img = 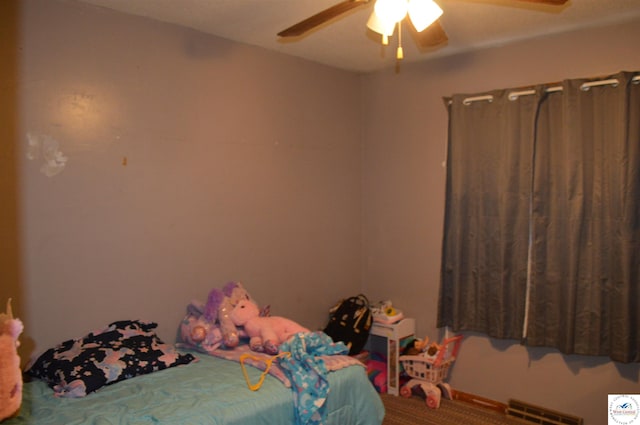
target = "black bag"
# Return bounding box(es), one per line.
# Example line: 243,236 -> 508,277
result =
323,294 -> 372,355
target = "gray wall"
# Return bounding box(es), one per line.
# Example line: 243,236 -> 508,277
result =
2,1 -> 639,424
1,0 -> 362,354
362,18 -> 640,425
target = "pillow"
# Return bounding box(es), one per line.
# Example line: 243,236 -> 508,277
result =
27,320 -> 196,398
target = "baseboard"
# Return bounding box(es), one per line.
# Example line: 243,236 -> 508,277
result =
452,390 -> 509,415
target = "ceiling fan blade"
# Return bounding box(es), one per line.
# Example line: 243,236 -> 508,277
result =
414,19 -> 448,47
278,0 -> 370,37
511,0 -> 569,4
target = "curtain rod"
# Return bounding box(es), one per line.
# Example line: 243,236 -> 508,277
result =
460,74 -> 640,105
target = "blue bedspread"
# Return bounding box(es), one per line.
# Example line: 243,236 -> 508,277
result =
8,351 -> 384,425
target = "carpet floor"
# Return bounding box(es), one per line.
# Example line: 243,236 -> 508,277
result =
381,393 -> 526,425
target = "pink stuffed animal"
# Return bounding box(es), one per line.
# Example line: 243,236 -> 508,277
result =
0,299 -> 23,421
204,282 -> 254,349
230,299 -> 309,355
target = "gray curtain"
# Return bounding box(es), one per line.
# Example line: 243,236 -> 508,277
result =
438,72 -> 640,362
438,88 -> 542,339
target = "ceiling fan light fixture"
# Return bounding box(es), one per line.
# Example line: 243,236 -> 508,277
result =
366,10 -> 396,37
408,0 -> 443,32
374,0 -> 408,26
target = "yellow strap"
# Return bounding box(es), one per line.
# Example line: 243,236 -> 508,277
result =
240,352 -> 291,391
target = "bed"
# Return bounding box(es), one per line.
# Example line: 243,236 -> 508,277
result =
5,320 -> 385,425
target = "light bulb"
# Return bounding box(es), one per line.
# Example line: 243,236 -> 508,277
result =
366,10 -> 396,36
408,0 -> 443,32
374,0 -> 408,25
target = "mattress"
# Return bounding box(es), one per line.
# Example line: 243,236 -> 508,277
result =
7,352 -> 385,425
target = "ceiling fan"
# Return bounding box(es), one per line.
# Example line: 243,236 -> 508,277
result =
278,0 -> 569,57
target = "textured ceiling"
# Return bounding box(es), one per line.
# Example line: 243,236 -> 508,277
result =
74,0 -> 640,73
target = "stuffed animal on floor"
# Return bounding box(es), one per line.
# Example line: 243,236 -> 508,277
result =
204,282 -> 254,349
230,299 -> 309,355
0,299 -> 23,421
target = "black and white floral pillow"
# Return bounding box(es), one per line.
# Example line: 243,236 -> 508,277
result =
27,320 -> 196,398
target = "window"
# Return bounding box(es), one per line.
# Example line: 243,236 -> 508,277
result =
438,72 -> 640,363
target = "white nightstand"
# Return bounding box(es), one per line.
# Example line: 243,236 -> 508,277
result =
367,318 -> 415,395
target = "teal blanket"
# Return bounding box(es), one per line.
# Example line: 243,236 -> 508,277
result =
8,351 -> 384,425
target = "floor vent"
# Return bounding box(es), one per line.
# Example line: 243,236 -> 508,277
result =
507,399 -> 583,425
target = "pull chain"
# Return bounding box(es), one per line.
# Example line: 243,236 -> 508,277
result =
396,21 -> 404,60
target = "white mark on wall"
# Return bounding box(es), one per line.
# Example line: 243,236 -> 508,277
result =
26,133 -> 68,177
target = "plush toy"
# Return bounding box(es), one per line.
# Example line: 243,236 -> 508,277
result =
404,336 -> 430,355
203,282 -> 253,349
0,298 -> 23,421
423,341 -> 442,361
180,282 -> 274,353
229,299 -> 309,355
179,300 -> 225,354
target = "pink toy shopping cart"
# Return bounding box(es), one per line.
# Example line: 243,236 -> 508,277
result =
398,334 -> 463,409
